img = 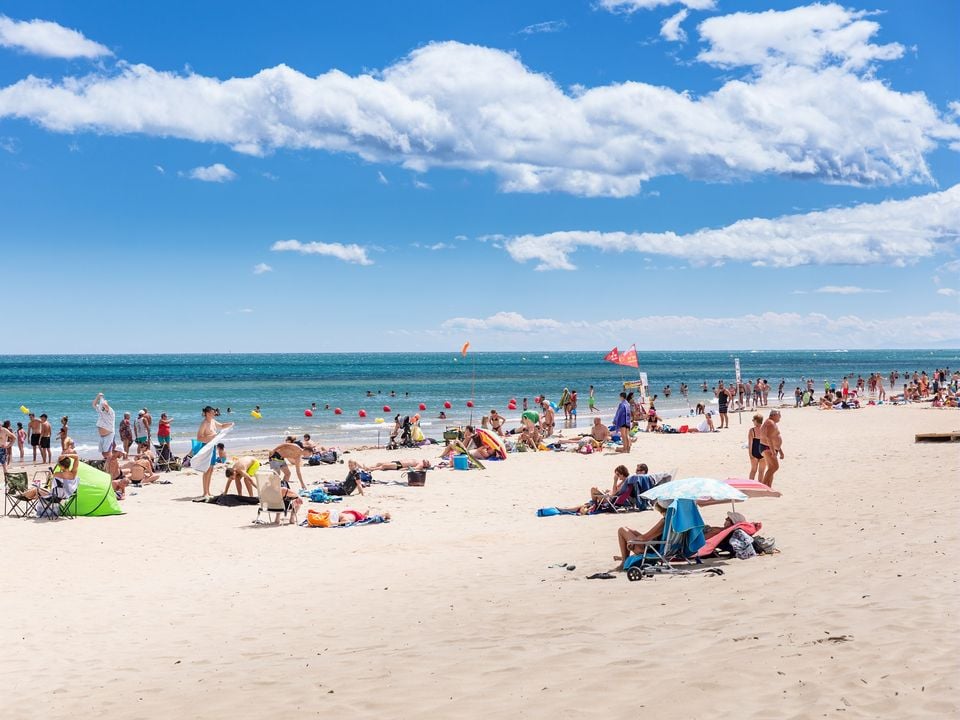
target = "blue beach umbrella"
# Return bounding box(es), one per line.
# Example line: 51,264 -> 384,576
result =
641,477 -> 748,504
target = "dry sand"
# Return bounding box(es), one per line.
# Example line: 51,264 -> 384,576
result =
2,404 -> 958,719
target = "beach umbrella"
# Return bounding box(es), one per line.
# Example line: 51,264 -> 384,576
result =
641,477 -> 747,504
694,478 -> 781,507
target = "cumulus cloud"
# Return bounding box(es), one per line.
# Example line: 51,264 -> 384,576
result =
660,9 -> 689,42
0,13 -> 956,198
252,262 -> 273,274
184,163 -> 236,182
813,285 -> 888,295
519,20 -> 567,35
271,239 -> 373,266
599,0 -> 715,12
937,288 -> 958,297
504,185 -> 960,270
439,310 -> 960,349
442,311 -> 563,333
0,15 -> 112,59
697,5 -> 905,71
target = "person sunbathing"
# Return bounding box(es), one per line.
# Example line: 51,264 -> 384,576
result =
323,460 -> 366,496
614,501 -> 670,570
334,508 -> 391,525
559,465 -> 636,515
19,449 -> 81,510
363,458 -> 432,471
123,451 -> 160,485
686,411 -> 717,432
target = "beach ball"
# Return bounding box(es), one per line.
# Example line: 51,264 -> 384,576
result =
358,409 -> 367,418
466,400 -> 474,408
419,403 -> 426,411
375,417 -> 385,424
334,407 -> 343,415
304,409 -> 313,417
383,405 -> 391,412
444,401 -> 452,409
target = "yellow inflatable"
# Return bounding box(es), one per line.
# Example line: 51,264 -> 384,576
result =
250,411 -> 262,419
20,405 -> 29,414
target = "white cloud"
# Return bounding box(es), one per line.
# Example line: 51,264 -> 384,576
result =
184,163 -> 236,183
377,170 -> 389,184
697,4 -> 903,71
0,15 -> 112,59
0,136 -> 18,153
937,288 -> 958,297
239,308 -> 253,313
519,20 -> 567,35
0,17 -> 956,197
261,171 -> 278,181
504,185 -> 960,270
153,164 -> 164,174
442,311 -> 563,333
660,9 -> 689,42
271,239 -> 373,266
252,262 -> 273,274
412,178 -> 431,190
439,310 -> 960,349
813,285 -> 888,295
599,0 -> 715,12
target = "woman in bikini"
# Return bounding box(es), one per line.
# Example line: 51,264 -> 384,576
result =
363,458 -> 432,472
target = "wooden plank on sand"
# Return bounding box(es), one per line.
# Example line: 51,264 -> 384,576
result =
914,432 -> 960,443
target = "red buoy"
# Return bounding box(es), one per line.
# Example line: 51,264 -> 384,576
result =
358,409 -> 367,418
419,403 -> 426,411
466,400 -> 474,408
334,407 -> 342,415
444,401 -> 452,409
304,409 -> 313,417
383,405 -> 391,412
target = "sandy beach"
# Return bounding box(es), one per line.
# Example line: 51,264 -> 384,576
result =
2,403 -> 958,719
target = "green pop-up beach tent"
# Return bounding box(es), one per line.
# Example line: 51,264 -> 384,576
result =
61,462 -> 123,517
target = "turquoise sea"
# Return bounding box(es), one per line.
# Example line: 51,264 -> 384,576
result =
2,350 -> 956,455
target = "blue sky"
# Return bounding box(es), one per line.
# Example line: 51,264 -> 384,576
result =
1,0 -> 958,352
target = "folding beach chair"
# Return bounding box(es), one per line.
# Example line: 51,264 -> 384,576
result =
154,443 -> 180,472
34,476 -> 78,519
254,470 -> 295,525
4,471 -> 35,518
624,499 -> 705,580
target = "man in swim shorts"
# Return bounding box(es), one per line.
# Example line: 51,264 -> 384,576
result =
92,392 -> 117,461
196,406 -> 234,499
223,455 -> 260,496
757,410 -> 784,488
39,414 -> 53,464
0,421 -> 14,471
267,442 -> 307,489
133,410 -> 149,453
28,412 -> 41,462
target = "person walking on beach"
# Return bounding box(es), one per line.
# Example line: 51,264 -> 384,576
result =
0,421 -> 14,471
588,385 -> 596,413
28,413 -> 41,462
196,406 -> 234,499
93,392 -> 117,461
142,408 -> 153,447
118,412 -> 134,458
613,392 -> 632,453
757,410 -> 784,488
778,379 -> 785,402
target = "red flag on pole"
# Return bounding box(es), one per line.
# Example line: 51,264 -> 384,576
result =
617,344 -> 639,368
603,347 -> 620,364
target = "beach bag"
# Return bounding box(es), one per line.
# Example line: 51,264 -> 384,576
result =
404,470 -> 427,487
358,470 -> 373,483
729,529 -> 757,559
537,507 -> 561,517
308,488 -> 332,502
307,509 -> 331,527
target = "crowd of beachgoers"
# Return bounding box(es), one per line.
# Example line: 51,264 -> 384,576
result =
3,365 -> 956,570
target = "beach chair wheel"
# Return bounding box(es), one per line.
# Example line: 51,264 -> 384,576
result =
627,566 -> 643,582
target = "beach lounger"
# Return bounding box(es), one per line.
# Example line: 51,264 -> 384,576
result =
4,471 -> 35,518
254,470 -> 295,525
624,499 -> 705,580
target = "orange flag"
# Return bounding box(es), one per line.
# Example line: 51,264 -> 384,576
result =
618,344 -> 639,368
603,347 -> 620,364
